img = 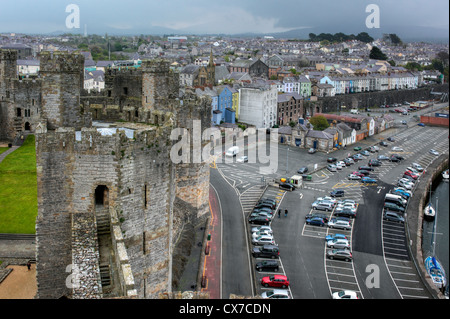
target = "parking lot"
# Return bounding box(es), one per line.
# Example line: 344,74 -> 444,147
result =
214,121 -> 448,299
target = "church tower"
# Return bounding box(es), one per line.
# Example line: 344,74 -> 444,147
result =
206,48 -> 215,86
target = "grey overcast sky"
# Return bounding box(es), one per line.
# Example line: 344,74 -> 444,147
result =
0,0 -> 448,39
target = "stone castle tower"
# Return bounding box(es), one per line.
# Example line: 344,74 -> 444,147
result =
1,50 -> 213,299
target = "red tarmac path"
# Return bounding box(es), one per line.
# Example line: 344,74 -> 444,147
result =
200,185 -> 221,299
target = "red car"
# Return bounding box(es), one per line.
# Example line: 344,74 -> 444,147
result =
404,170 -> 419,179
352,171 -> 365,177
261,275 -> 290,288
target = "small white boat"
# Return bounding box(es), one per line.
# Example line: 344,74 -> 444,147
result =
424,203 -> 435,220
442,169 -> 449,181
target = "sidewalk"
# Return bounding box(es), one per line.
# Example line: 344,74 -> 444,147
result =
201,185 -> 221,299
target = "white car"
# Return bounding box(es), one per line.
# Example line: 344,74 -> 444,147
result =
348,174 -> 361,180
251,225 -> 272,233
328,218 -> 352,230
317,196 -> 337,205
429,149 -> 439,156
237,156 -> 248,163
398,179 -> 413,190
252,235 -> 275,246
261,289 -> 290,299
412,163 -> 424,172
327,238 -> 350,249
335,204 -> 357,213
336,161 -> 345,169
392,146 -> 404,152
252,230 -> 272,239
337,199 -> 356,206
332,290 -> 358,299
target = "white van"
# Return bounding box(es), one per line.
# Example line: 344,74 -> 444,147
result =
225,146 -> 239,157
350,109 -> 360,114
385,194 -> 407,207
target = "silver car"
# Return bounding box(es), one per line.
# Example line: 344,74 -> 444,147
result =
327,238 -> 350,249
328,218 -> 352,230
252,235 -> 275,246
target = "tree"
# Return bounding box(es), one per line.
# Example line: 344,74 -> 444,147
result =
356,32 -> 374,43
369,46 -> 387,60
309,115 -> 329,131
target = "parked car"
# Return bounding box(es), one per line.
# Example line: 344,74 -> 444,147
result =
418,123 -> 425,127
251,225 -> 272,234
252,229 -> 272,239
313,202 -> 334,211
383,211 -> 405,223
392,154 -> 404,160
332,290 -> 358,299
328,218 -> 352,230
378,155 -> 390,161
353,146 -> 362,151
335,161 -> 345,170
248,216 -> 270,225
308,148 -> 317,154
412,163 -> 424,172
429,149 -> 439,156
325,233 -> 348,241
358,170 -> 370,176
392,146 -> 404,152
344,158 -> 354,166
279,182 -> 295,191
404,170 -> 419,180
261,289 -> 290,299
358,165 -> 374,171
305,212 -> 330,223
297,166 -> 308,174
384,202 -> 405,213
348,174 -> 361,180
334,208 -> 356,219
306,217 -> 326,227
379,141 -> 388,147
316,196 -> 337,205
327,238 -> 351,249
327,164 -> 337,172
368,159 -> 381,166
352,154 -> 364,160
327,157 -> 337,163
252,235 -> 275,246
361,176 -> 377,183
368,146 -> 377,153
326,249 -> 353,262
256,260 -> 279,272
255,202 -> 275,210
398,179 -> 413,190
392,188 -> 411,199
387,137 -> 395,142
261,275 -> 290,288
360,150 -> 370,156
252,245 -> 279,259
352,171 -> 365,178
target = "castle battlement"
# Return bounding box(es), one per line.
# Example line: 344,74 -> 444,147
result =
39,51 -> 84,73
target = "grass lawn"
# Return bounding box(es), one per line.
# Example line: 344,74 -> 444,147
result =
0,147 -> 9,155
0,135 -> 37,234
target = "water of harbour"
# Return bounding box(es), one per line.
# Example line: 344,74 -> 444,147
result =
422,176 -> 449,290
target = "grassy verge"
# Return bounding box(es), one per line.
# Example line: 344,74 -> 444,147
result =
0,147 -> 9,155
0,135 -> 37,234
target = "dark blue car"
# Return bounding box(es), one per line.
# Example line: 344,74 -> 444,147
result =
306,217 -> 325,227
